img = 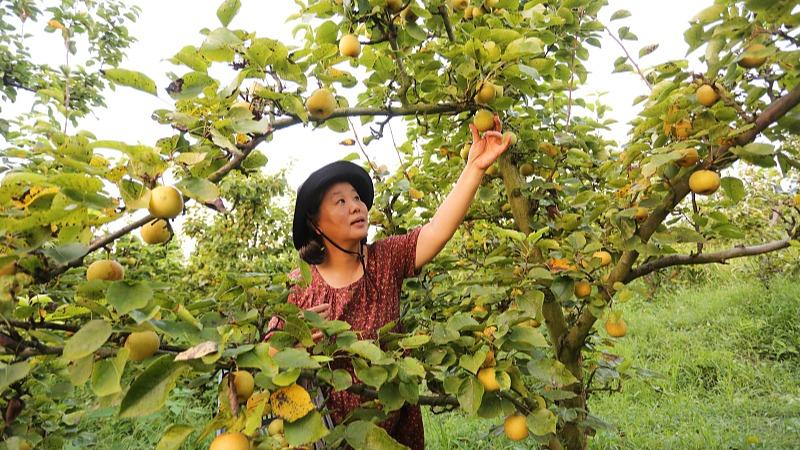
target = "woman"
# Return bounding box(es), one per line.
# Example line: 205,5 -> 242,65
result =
265,116 -> 512,449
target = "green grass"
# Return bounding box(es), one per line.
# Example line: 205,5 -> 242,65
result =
423,275 -> 800,449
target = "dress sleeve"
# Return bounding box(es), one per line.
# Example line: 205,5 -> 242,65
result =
376,227 -> 423,280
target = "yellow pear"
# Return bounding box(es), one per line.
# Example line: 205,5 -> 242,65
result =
0,261 -> 17,276
209,432 -> 250,450
504,414 -> 529,441
125,331 -> 160,361
268,418 -> 284,436
674,119 -> 692,140
148,186 -> 184,219
677,148 -> 700,168
688,170 -> 720,195
696,84 -> 719,107
477,367 -> 500,391
306,88 -> 337,120
141,219 -> 171,245
232,370 -> 255,402
474,82 -> 496,104
574,280 -> 591,298
339,34 -> 361,58
738,43 -> 767,69
86,260 -> 124,281
592,251 -> 612,267
473,109 -> 495,132
605,317 -> 628,337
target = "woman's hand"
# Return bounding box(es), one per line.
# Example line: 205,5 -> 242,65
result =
304,303 -> 331,343
467,114 -> 512,171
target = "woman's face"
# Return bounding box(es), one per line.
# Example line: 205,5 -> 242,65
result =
316,181 -> 368,246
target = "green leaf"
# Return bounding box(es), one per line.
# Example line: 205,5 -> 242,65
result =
353,364 -> 387,389
347,341 -> 384,362
0,362 -> 30,394
720,177 -> 746,204
378,382 -> 405,412
345,420 -> 407,450
398,334 -> 430,349
62,320 -> 112,361
508,325 -> 548,348
528,408 -> 558,436
457,377 -> 484,415
692,4 -> 724,23
68,355 -> 93,386
639,44 -> 658,58
527,358 -> 579,387
155,424 -> 194,450
273,348 -> 321,370
176,177 -> 220,203
107,281 -> 153,315
91,348 -> 129,396
285,410 -> 329,446
43,243 -> 88,265
610,9 -> 631,21
118,355 -> 188,418
216,0 -> 241,26
332,369 -> 353,391
104,68 -> 157,95
459,347 -> 488,375
172,46 -> 209,71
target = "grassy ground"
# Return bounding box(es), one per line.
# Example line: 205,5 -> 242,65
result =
423,275 -> 800,449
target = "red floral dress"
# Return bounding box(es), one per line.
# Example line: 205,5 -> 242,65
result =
265,228 -> 424,450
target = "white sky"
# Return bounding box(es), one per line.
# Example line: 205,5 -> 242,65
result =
4,0 -> 712,252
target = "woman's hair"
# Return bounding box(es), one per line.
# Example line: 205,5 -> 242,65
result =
298,188 -> 327,265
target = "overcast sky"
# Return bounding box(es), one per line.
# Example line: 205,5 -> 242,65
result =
8,0 -> 711,188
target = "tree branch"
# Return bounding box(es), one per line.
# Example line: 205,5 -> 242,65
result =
603,25 -> 651,91
436,5 -> 456,42
625,237 -> 793,282
564,81 -> 800,351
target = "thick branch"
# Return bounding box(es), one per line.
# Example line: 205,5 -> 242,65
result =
436,5 -> 456,42
625,237 -> 792,281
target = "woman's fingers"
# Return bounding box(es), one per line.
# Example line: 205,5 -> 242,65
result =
306,303 -> 331,319
493,114 -> 503,132
312,330 -> 324,342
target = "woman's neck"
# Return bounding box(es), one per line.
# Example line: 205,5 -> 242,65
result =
319,240 -> 363,270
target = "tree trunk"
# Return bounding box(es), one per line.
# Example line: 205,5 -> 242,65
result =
556,348 -> 589,450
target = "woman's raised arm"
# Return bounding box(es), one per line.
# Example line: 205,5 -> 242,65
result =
415,115 -> 512,269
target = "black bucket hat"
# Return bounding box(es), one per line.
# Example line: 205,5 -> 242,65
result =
292,160 -> 374,250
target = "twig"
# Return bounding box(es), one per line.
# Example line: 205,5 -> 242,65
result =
603,25 -> 652,90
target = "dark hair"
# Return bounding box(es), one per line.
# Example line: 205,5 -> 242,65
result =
299,189 -> 326,265
299,235 -> 326,265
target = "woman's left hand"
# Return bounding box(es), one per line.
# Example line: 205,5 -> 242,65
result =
467,114 -> 512,171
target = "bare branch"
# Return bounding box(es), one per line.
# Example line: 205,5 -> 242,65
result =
625,237 -> 793,282
603,25 -> 652,91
